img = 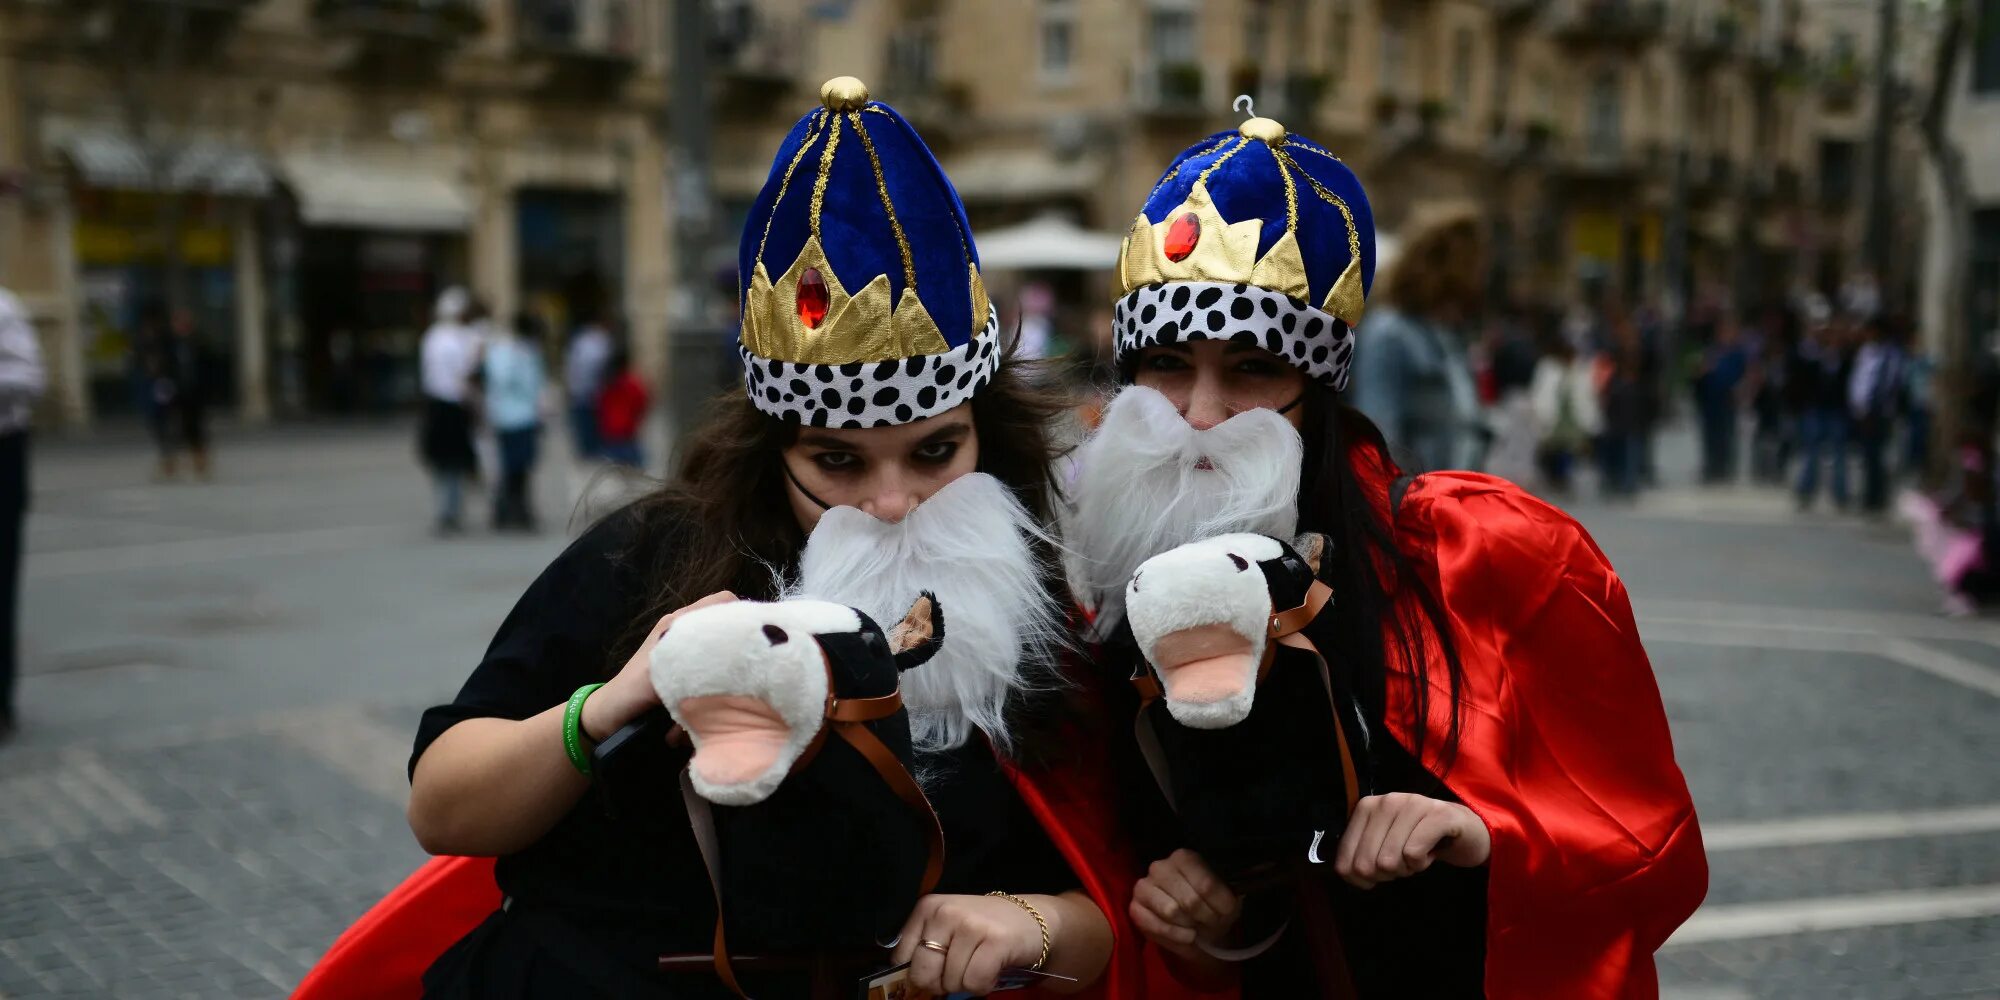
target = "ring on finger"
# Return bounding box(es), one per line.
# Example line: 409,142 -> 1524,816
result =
920,939 -> 948,954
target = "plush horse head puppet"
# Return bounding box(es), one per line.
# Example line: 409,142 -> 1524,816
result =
1123,533 -> 1369,890
652,593 -> 946,957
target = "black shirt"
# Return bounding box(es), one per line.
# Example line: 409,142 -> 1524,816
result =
410,505 -> 1076,995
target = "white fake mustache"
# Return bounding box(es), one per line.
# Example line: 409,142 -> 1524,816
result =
781,472 -> 1062,754
1062,385 -> 1303,630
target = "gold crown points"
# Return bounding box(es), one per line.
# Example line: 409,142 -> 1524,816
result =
1116,179 -> 1365,329
821,76 -> 870,112
743,236 -> 990,366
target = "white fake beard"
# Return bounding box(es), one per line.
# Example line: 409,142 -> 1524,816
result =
781,472 -> 1061,755
1063,385 -> 1304,631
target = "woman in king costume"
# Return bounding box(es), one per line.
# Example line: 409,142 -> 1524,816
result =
1063,112 -> 1708,998
302,78 -> 1187,1000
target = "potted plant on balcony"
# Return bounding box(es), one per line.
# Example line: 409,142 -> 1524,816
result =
1160,62 -> 1204,107
1284,73 -> 1330,121
1373,91 -> 1403,124
1417,98 -> 1450,140
1525,117 -> 1556,154
1228,61 -> 1262,102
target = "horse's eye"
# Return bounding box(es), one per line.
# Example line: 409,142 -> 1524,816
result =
762,625 -> 789,645
1228,553 -> 1249,571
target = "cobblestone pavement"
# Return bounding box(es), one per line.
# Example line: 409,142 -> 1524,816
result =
2,422 -> 1996,998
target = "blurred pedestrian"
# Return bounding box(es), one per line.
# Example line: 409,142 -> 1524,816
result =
1479,303 -> 1543,486
595,348 -> 648,470
418,287 -> 484,535
1348,208 -> 1486,471
1748,306 -> 1797,485
0,288 -> 43,743
484,312 -> 548,532
1793,314 -> 1855,510
1849,314 -> 1909,514
1600,314 -> 1650,499
1529,330 -> 1601,494
139,306 -> 215,480
1692,314 -> 1750,484
563,310 -> 614,461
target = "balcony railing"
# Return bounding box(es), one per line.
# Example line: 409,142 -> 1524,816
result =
313,0 -> 486,39
517,0 -> 639,59
712,4 -> 800,96
1553,0 -> 1667,46
1134,62 -> 1207,120
1487,0 -> 1548,28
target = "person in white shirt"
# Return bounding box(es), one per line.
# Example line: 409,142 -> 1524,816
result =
418,287 -> 484,534
0,288 -> 46,741
563,314 -> 613,460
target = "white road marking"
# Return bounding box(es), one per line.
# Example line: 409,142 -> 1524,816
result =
1702,804 -> 2000,851
1665,884 -> 2000,946
1879,637 -> 2000,700
1638,607 -> 2000,700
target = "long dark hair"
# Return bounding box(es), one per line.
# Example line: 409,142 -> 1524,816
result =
611,356 -> 1074,669
1297,385 -> 1468,771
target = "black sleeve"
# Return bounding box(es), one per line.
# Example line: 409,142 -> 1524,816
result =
408,506 -> 664,779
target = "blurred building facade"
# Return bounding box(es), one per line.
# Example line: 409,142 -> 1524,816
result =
0,0 -> 1946,427
710,0 -> 1928,335
0,0 -> 674,426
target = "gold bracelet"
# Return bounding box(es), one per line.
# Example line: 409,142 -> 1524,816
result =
987,890 -> 1050,971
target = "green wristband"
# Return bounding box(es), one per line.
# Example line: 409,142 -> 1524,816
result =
563,683 -> 606,777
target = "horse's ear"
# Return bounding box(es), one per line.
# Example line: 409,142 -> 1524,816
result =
890,592 -> 946,672
1291,532 -> 1331,576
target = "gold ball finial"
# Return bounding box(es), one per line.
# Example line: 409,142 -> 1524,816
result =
1239,117 -> 1287,143
821,76 -> 870,112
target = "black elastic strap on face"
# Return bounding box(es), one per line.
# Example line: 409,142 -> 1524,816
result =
1276,394 -> 1306,416
782,458 -> 834,511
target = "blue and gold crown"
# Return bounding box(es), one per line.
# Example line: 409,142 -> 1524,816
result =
737,77 -> 999,427
1112,115 -> 1375,390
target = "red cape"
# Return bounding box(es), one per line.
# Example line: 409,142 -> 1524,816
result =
294,715 -> 1200,999
1382,465 -> 1707,998
1143,452 -> 1707,999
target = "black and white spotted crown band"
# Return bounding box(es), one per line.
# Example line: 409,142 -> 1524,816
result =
742,305 -> 1002,427
1113,281 -> 1356,392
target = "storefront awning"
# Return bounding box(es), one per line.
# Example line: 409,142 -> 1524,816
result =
976,213 -> 1123,272
50,126 -> 273,197
281,153 -> 473,231
942,151 -> 1101,203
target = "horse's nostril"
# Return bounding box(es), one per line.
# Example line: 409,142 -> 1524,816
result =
1130,571 -> 1143,592
1228,553 -> 1249,571
762,624 -> 789,645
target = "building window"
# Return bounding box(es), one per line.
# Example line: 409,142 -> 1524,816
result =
1452,28 -> 1475,120
1151,6 -> 1196,66
1586,69 -> 1622,157
1040,0 -> 1076,85
1819,138 -> 1856,204
1975,0 -> 2000,93
1381,20 -> 1406,98
1329,0 -> 1351,83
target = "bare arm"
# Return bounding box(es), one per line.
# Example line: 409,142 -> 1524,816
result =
407,707 -> 590,856
407,591 -> 737,857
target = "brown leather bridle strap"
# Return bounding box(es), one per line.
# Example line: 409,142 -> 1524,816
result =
830,721 -> 947,897
1269,579 -> 1335,640
827,691 -> 903,723
683,655 -> 936,997
1132,575 -> 1359,824
679,772 -> 750,998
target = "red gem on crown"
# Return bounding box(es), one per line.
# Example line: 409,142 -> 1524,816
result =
1164,213 -> 1201,262
797,267 -> 830,329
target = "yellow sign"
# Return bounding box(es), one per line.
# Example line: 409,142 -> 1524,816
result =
75,222 -> 233,267
1570,212 -> 1663,263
